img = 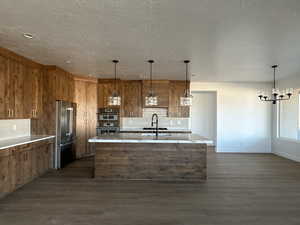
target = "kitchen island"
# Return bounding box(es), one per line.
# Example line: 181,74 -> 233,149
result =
89,133 -> 212,181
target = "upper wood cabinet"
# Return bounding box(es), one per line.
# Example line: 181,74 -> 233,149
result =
0,55 -> 9,119
98,79 -> 122,109
168,81 -> 190,118
142,80 -> 170,108
0,51 -> 43,120
122,80 -> 142,117
23,67 -> 42,118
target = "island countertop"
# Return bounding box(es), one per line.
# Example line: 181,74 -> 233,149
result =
88,133 -> 213,144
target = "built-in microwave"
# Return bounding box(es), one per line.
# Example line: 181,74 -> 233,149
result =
99,114 -> 118,121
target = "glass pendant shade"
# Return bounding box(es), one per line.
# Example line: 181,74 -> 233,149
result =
180,60 -> 192,106
145,92 -> 158,106
180,97 -> 192,106
108,60 -> 121,106
180,89 -> 193,106
108,92 -> 121,106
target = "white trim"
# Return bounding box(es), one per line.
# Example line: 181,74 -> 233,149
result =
273,150 -> 300,162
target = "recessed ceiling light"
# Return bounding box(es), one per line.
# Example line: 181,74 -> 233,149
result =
23,33 -> 33,39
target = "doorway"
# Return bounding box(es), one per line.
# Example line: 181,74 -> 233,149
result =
191,91 -> 217,146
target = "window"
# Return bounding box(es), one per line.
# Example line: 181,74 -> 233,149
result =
278,89 -> 300,140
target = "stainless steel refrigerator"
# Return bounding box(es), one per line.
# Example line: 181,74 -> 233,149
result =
55,100 -> 76,169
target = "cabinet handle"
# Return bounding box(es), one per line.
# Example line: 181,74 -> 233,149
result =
12,109 -> 14,117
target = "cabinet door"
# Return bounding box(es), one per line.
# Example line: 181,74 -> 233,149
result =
14,62 -> 25,118
75,80 -> 87,158
31,146 -> 38,178
142,80 -> 169,108
0,149 -> 11,197
86,82 -> 97,155
23,67 -> 35,118
44,144 -> 52,171
36,146 -> 44,175
0,55 -> 9,118
23,150 -> 32,183
11,149 -> 24,188
3,60 -> 15,118
168,81 -> 190,118
122,81 -> 142,117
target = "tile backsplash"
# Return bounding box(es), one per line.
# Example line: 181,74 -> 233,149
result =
122,108 -> 190,129
0,119 -> 31,141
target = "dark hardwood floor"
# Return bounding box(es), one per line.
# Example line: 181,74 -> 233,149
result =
0,152 -> 300,225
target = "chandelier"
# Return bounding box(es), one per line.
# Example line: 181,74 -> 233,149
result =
258,65 -> 293,104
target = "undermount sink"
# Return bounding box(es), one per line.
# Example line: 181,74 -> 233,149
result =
141,133 -> 171,137
143,127 -> 168,130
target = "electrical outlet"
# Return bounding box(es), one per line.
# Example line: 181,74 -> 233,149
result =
12,125 -> 17,131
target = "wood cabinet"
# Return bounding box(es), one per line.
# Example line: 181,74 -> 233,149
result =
0,149 -> 11,198
0,55 -> 9,119
169,81 -> 190,118
0,139 -> 54,198
0,49 -> 43,120
75,77 -> 97,158
23,67 -> 42,118
97,79 -> 190,118
122,80 -> 142,117
142,80 -> 170,108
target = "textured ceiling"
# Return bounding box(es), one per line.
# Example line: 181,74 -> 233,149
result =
1,0 -> 300,81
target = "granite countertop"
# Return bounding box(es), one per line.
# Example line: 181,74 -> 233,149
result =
89,133 -> 213,144
0,135 -> 55,150
119,128 -> 192,133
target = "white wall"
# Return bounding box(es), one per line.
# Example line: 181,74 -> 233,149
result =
191,82 -> 272,153
191,92 -> 217,143
272,73 -> 300,162
0,119 -> 31,141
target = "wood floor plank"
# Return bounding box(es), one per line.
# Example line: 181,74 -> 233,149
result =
0,152 -> 300,225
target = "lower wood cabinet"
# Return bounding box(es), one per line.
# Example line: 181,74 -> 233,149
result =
0,139 -> 53,198
0,149 -> 11,198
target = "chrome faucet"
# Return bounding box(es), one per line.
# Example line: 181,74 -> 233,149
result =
151,113 -> 159,137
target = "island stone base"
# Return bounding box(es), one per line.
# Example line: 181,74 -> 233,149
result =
94,143 -> 207,181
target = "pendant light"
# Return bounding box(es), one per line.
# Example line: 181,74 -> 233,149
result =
258,65 -> 293,104
180,60 -> 193,106
108,60 -> 121,106
145,60 -> 158,106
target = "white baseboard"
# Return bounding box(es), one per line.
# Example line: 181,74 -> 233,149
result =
273,151 -> 300,162
216,147 -> 271,153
